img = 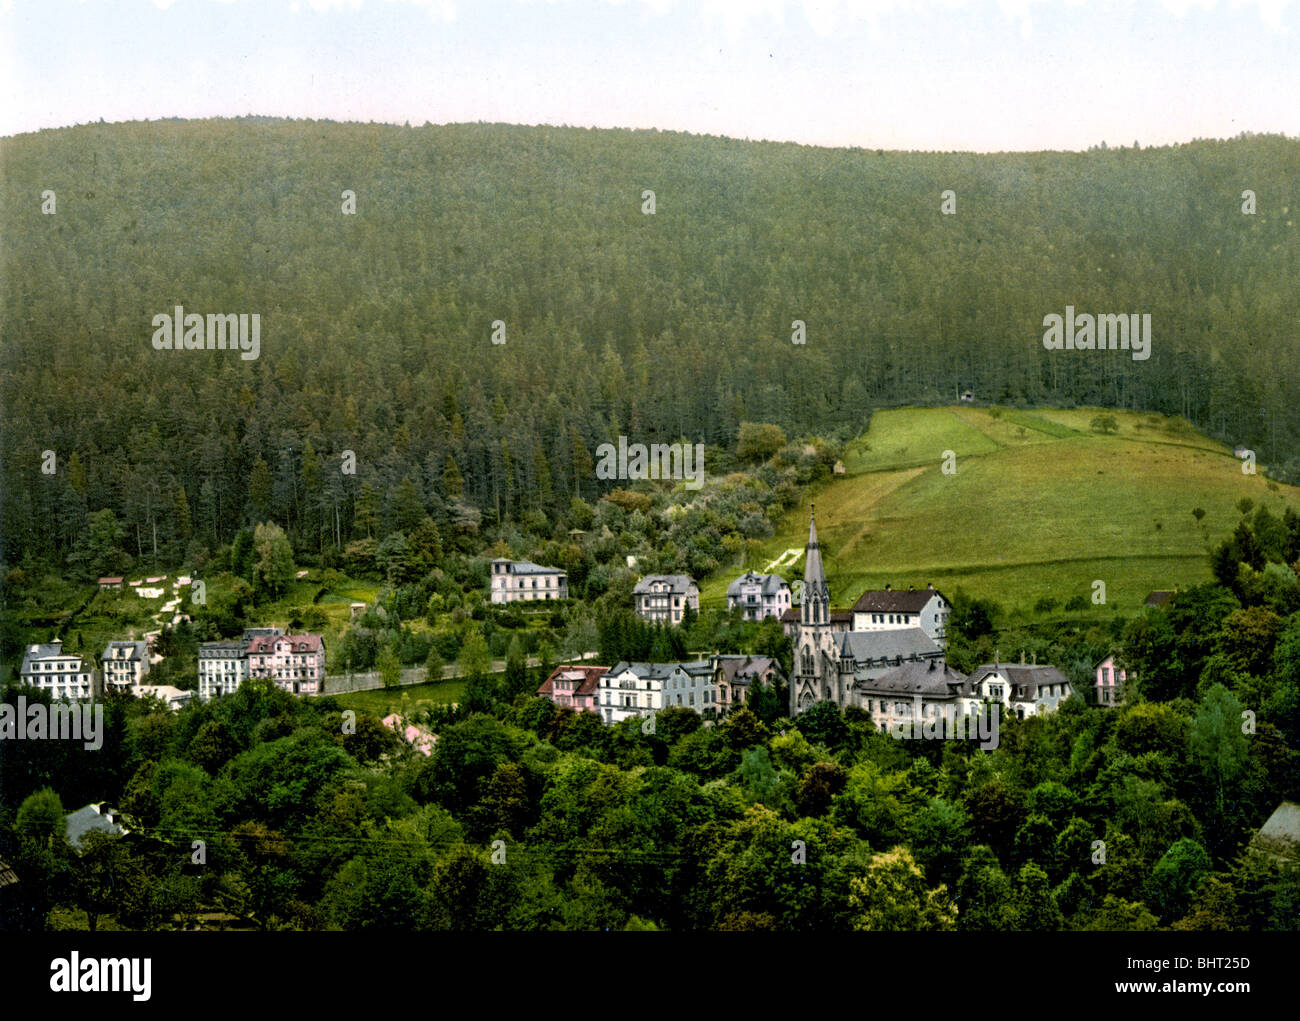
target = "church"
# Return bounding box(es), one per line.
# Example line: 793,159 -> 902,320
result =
789,508 -> 952,717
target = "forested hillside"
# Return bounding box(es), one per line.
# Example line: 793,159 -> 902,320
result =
1,119 -> 1297,570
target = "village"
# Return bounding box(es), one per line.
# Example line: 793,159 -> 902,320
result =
16,510 -> 1137,758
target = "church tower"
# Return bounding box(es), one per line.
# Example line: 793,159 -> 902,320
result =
790,506 -> 838,716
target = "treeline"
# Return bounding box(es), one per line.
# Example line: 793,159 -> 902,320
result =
1,119 -> 1297,571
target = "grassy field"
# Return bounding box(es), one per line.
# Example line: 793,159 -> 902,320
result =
702,406 -> 1299,620
330,679 -> 466,716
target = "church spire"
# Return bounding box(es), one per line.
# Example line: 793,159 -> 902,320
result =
802,504 -> 830,625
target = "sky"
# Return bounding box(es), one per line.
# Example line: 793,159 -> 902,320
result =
1,0 -> 1296,150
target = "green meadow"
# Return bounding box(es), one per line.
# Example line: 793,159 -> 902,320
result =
704,406 -> 1299,620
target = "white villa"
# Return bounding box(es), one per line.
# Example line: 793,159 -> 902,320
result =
490,558 -> 568,603
19,641 -> 95,701
725,571 -> 792,621
633,574 -> 699,626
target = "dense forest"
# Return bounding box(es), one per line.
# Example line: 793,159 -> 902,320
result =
1,119 -> 1297,575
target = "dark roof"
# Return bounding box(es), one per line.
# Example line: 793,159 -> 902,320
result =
781,607 -> 852,623
726,571 -> 790,598
833,628 -> 942,664
850,587 -> 944,614
633,574 -> 696,595
714,655 -> 783,683
493,559 -> 566,576
248,634 -> 324,654
537,664 -> 609,697
0,856 -> 17,888
607,660 -> 710,681
1144,590 -> 1175,607
854,659 -> 967,697
104,640 -> 147,660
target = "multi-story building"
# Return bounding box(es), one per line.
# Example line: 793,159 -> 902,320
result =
1094,654 -> 1127,706
965,660 -> 1073,718
712,654 -> 786,716
490,559 -> 568,603
850,585 -> 951,644
854,658 -> 971,732
598,660 -> 715,724
197,640 -> 251,700
632,575 -> 699,626
725,571 -> 792,621
247,633 -> 326,696
19,641 -> 95,701
197,627 -> 285,700
537,664 -> 609,712
102,640 -> 150,692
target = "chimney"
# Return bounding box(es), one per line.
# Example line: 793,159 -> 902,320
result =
928,582 -> 934,590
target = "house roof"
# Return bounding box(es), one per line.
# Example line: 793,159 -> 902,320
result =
537,664 -> 609,697
97,576 -> 123,584
0,856 -> 17,889
64,804 -> 126,851
854,659 -> 968,697
1251,801 -> 1300,862
833,628 -> 942,665
20,642 -> 86,673
633,574 -> 697,595
850,586 -> 943,614
725,571 -> 790,598
607,660 -> 710,681
104,640 -> 148,660
714,655 -> 782,684
780,607 -> 852,623
247,633 -> 324,655
493,559 -> 565,576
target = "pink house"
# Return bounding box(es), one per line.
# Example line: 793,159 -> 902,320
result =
1095,654 -> 1126,707
538,664 -> 608,712
247,633 -> 326,695
381,714 -> 437,756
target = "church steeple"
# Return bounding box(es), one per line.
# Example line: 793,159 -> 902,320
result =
802,504 -> 831,625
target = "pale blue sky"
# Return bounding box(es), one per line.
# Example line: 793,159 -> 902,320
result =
2,0 -> 1296,150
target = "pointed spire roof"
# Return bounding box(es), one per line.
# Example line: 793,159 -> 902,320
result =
804,504 -> 825,589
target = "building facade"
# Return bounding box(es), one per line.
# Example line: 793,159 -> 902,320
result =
598,660 -> 714,723
725,571 -> 792,621
712,654 -> 785,715
102,640 -> 150,692
247,633 -> 326,696
633,575 -> 699,625
1094,654 -> 1127,706
537,664 -> 609,712
197,627 -> 285,700
490,559 -> 568,603
850,585 -> 951,644
19,641 -> 95,701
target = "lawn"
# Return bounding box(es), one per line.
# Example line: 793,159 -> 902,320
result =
721,405 -> 1300,622
331,678 -> 467,716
